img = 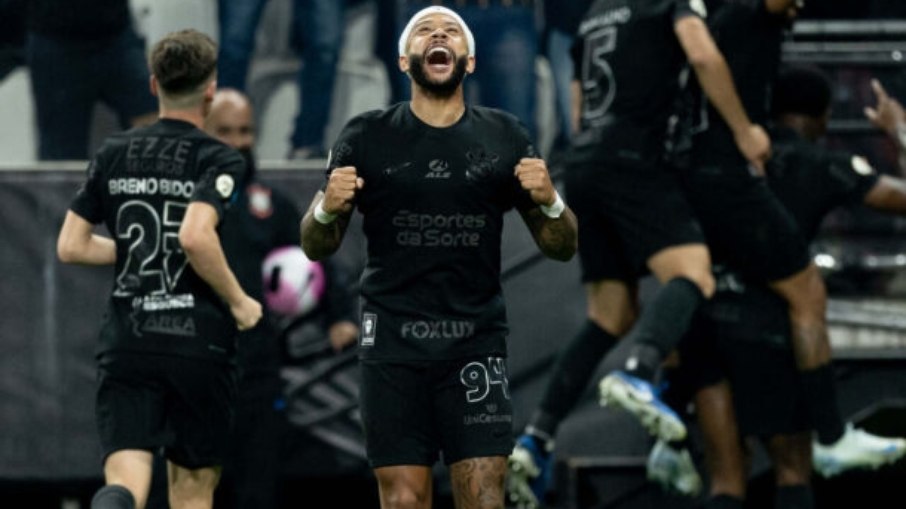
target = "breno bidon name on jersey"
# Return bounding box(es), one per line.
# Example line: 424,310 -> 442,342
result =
392,210 -> 487,248
108,177 -> 195,198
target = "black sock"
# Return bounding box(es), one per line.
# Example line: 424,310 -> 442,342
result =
800,364 -> 845,444
92,485 -> 135,509
775,485 -> 814,509
621,277 -> 705,381
705,494 -> 744,509
531,320 -> 618,436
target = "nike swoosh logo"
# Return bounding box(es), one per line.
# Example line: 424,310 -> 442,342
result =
383,162 -> 412,176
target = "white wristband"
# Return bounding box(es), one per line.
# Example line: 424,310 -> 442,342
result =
539,192 -> 565,219
313,201 -> 338,225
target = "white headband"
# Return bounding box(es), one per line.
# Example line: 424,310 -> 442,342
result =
397,6 -> 475,57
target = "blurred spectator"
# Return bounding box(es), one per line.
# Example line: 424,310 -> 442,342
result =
205,89 -> 360,508
216,0 -> 347,159
375,0 -> 404,104
287,0 -> 347,159
25,0 -> 157,160
542,0 -> 591,155
396,0 -> 539,140
205,89 -> 302,508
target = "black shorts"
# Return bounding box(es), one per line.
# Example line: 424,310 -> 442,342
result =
96,353 -> 239,469
564,160 -> 705,282
719,338 -> 809,437
680,162 -> 810,281
669,300 -> 809,437
359,356 -> 514,468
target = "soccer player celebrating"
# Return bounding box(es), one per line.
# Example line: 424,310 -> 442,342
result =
300,6 -> 578,509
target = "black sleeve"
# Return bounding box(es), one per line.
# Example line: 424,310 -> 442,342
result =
191,143 -> 246,220
69,149 -> 106,223
570,37 -> 583,82
825,152 -> 881,205
509,116 -> 545,212
673,0 -> 708,22
325,112 -> 372,179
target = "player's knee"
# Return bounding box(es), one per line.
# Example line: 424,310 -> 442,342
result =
775,464 -> 810,487
587,307 -> 635,336
380,487 -> 430,509
585,286 -> 637,336
168,469 -> 219,509
776,264 -> 827,316
91,485 -> 136,509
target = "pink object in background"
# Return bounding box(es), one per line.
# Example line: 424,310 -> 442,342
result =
262,246 -> 326,319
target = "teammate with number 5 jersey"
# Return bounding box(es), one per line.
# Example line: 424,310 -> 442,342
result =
508,1 -> 769,505
56,29 -> 260,509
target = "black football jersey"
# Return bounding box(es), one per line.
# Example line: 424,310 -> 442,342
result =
691,0 -> 788,164
570,0 -> 705,166
704,127 -> 879,341
69,118 -> 246,361
326,103 -> 537,361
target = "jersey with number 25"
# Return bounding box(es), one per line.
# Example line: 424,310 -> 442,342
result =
69,119 -> 246,362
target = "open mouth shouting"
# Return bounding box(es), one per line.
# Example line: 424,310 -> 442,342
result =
425,45 -> 454,75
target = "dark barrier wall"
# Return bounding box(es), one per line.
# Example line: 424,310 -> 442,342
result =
4,167 -> 905,499
0,167 -> 587,480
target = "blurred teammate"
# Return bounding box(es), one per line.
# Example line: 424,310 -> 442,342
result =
655,66 -> 906,509
670,0 -> 889,472
301,6 -> 578,508
56,30 -> 261,509
508,0 -> 770,505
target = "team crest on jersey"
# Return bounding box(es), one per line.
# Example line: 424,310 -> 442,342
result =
247,184 -> 273,219
216,174 -> 235,198
850,155 -> 875,176
465,147 -> 500,181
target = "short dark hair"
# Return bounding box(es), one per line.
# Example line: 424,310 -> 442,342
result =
771,65 -> 834,118
149,29 -> 217,96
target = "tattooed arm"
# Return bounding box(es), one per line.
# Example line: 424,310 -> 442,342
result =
300,166 -> 362,260
514,158 -> 578,262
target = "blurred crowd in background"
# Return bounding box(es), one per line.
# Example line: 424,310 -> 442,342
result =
0,0 -> 905,165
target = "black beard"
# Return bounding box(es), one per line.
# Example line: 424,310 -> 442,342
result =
408,53 -> 468,98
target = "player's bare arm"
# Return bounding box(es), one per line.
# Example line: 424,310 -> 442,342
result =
57,210 -> 116,265
674,15 -> 771,173
300,166 -> 362,260
765,0 -> 802,17
864,79 -> 906,174
515,157 -> 578,262
570,79 -> 582,137
863,176 -> 906,213
179,201 -> 262,330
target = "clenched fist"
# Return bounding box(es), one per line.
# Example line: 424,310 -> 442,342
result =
323,166 -> 364,214
515,158 -> 556,206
